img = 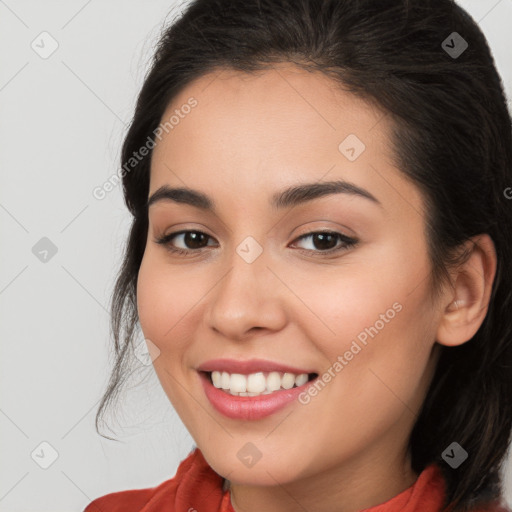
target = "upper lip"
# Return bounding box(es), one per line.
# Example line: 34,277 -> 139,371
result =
197,358 -> 316,375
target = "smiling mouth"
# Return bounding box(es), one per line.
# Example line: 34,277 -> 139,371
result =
201,370 -> 319,397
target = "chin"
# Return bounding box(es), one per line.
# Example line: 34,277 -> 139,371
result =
203,447 -> 304,487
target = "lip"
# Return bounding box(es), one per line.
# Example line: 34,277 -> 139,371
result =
198,370 -> 318,420
196,358 -> 316,375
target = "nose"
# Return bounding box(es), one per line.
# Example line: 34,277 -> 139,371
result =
204,247 -> 288,341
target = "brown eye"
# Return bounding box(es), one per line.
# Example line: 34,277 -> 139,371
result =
179,231 -> 210,249
292,231 -> 358,254
155,230 -> 218,254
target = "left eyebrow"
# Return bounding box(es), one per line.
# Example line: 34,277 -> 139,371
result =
270,180 -> 383,210
146,179 -> 383,212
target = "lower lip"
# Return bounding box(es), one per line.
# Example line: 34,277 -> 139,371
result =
199,371 -> 316,420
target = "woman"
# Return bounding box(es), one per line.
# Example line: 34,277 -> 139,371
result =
85,0 -> 512,510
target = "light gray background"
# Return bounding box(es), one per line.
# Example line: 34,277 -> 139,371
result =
1,1 -> 511,511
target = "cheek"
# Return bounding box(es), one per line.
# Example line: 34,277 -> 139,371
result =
295,239 -> 435,404
136,252 -> 199,353
294,237 -> 431,347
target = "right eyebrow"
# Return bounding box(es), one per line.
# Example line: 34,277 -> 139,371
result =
147,186 -> 213,211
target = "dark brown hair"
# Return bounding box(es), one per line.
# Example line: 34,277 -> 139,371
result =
95,1 -> 512,510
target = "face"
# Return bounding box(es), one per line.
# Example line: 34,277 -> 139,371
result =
136,64 -> 443,490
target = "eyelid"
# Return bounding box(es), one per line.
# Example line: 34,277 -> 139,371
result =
154,228 -> 358,257
291,230 -> 358,253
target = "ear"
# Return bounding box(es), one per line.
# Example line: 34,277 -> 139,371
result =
436,234 -> 497,347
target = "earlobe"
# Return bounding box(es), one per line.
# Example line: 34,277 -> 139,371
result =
436,234 -> 497,347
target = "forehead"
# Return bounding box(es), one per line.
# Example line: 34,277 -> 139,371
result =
155,63 -> 389,154
148,63 -> 423,216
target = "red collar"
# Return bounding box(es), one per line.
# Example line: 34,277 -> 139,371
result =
85,447 -> 509,512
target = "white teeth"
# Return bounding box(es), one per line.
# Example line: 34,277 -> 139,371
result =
209,370 -> 312,396
266,371 -> 281,392
247,372 -> 266,393
221,371 -> 230,390
295,373 -> 308,386
211,371 -> 222,388
230,373 -> 247,393
282,373 -> 295,389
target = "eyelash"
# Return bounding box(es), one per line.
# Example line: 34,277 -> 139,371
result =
154,229 -> 358,257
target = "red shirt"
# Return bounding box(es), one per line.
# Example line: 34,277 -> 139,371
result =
84,447 -> 510,512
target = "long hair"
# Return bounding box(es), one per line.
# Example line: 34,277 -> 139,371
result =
95,1 -> 512,510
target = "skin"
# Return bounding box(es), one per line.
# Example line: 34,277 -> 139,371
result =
136,63 -> 497,512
